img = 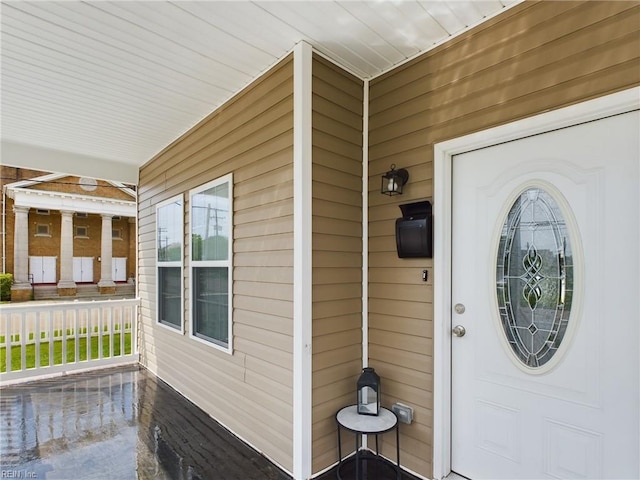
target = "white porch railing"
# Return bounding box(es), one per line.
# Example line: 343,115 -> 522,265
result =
0,299 -> 139,385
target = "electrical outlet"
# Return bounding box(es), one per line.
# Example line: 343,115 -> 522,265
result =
391,402 -> 413,424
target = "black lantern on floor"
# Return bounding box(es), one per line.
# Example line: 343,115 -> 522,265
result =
381,164 -> 409,196
357,367 -> 381,416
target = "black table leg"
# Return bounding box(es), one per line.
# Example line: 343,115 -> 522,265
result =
355,431 -> 360,480
336,423 -> 342,479
395,423 -> 401,480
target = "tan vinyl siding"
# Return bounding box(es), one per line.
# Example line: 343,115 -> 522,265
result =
138,56 -> 294,472
311,54 -> 364,473
368,2 -> 640,477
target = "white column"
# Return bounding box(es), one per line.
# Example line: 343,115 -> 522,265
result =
12,205 -> 30,287
98,214 -> 115,289
57,210 -> 76,290
293,41 -> 313,480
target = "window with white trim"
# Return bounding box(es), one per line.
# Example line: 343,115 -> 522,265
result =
112,228 -> 122,239
75,226 -> 89,238
190,174 -> 233,351
157,195 -> 183,331
35,224 -> 50,236
36,209 -> 50,215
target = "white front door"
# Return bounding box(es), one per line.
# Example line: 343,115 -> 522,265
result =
73,257 -> 94,283
29,256 -> 57,284
451,111 -> 639,479
112,257 -> 127,282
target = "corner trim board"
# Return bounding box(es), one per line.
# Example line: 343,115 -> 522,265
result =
293,40 -> 313,480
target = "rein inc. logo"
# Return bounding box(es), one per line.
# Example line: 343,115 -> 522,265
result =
0,471 -> 37,478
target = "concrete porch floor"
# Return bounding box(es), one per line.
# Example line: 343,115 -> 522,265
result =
0,366 -> 420,480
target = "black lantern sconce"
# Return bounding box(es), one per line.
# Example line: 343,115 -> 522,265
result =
357,367 -> 381,415
381,164 -> 409,196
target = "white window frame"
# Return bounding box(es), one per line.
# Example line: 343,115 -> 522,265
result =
35,224 -> 50,236
189,173 -> 233,353
74,226 -> 89,238
36,209 -> 50,215
112,228 -> 123,240
156,194 -> 184,333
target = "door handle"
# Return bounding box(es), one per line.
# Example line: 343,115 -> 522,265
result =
452,325 -> 466,337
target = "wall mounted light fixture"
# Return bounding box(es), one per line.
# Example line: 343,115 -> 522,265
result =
381,164 -> 409,196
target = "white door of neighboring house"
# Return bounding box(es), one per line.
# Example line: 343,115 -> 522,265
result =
112,257 -> 127,282
451,111 -> 639,479
29,256 -> 57,284
73,257 -> 94,283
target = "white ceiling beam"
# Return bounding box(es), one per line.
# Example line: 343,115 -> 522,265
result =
1,141 -> 139,184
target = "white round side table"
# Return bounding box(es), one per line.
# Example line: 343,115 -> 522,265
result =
335,405 -> 400,479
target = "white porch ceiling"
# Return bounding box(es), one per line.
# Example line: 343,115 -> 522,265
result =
1,1 -> 520,184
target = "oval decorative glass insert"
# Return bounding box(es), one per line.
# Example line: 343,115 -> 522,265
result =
496,188 -> 573,368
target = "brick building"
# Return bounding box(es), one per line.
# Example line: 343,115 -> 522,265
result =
1,167 -> 136,301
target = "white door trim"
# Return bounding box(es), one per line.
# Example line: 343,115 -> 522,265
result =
432,86 -> 640,480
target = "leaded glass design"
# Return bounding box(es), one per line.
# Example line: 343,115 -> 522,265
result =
496,188 -> 573,368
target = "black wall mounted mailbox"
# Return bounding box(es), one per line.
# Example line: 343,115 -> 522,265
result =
396,201 -> 433,258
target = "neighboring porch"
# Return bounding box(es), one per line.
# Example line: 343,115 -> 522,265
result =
0,365 -> 419,480
32,283 -> 135,302
4,173 -> 137,302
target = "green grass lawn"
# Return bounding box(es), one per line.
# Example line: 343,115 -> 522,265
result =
0,332 -> 132,373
